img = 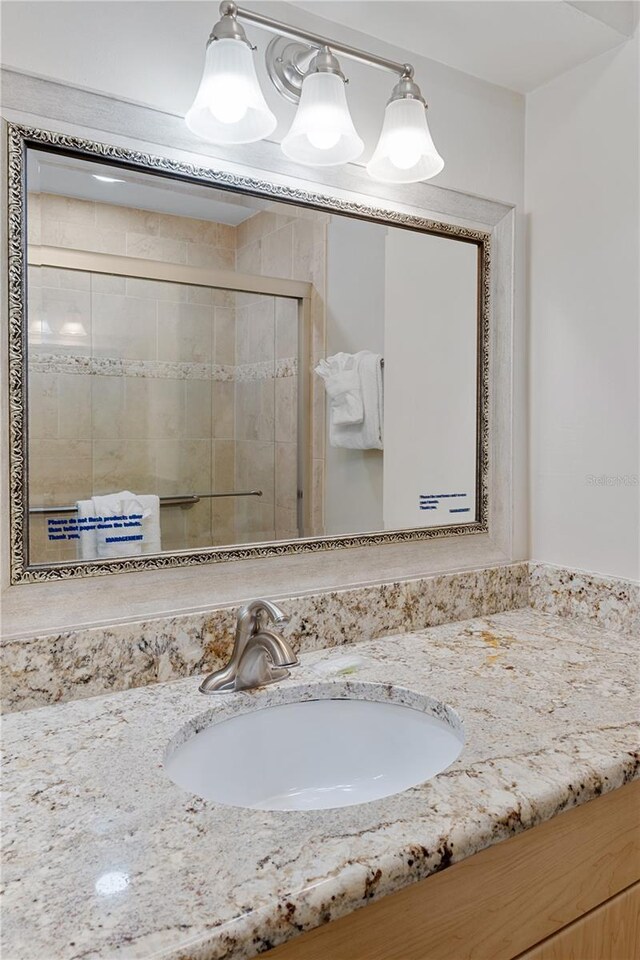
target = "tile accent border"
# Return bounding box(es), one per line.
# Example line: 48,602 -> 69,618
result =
28,354 -> 297,381
529,561 -> 639,638
0,563 -> 528,713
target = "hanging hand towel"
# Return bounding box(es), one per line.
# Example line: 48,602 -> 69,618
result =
314,354 -> 364,426
317,351 -> 383,450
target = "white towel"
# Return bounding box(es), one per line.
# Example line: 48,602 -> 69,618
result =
316,351 -> 383,450
314,355 -> 364,426
76,499 -> 99,560
76,491 -> 161,560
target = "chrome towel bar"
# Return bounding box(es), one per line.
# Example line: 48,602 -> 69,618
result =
29,491 -> 263,515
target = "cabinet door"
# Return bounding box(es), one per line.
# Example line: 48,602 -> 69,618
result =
517,883 -> 639,960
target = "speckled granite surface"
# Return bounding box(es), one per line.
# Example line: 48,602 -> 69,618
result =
0,562 -> 528,713
529,562 -> 639,637
2,609 -> 638,960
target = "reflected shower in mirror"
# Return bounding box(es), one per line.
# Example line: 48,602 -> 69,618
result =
24,145 -> 484,568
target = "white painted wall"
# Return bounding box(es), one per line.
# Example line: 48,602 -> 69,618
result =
324,217 -> 385,535
383,231 -> 478,530
0,1 -> 525,205
526,33 -> 640,580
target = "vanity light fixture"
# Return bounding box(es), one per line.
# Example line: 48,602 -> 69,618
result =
185,2 -> 277,144
186,2 -> 444,182
281,47 -> 363,166
367,69 -> 444,183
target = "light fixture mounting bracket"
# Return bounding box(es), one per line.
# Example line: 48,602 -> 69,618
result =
265,37 -> 318,104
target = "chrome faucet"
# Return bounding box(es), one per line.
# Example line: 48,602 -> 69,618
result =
199,599 -> 299,694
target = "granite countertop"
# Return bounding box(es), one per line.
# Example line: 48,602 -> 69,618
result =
2,609 -> 639,960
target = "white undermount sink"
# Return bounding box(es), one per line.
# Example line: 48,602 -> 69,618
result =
164,694 -> 464,811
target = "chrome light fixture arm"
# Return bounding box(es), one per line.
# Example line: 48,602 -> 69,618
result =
220,1 -> 415,83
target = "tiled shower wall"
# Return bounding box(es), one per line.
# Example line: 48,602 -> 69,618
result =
26,193 -> 326,558
28,265 -> 238,561
236,210 -> 327,536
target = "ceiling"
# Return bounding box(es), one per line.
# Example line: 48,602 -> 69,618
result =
27,152 -> 259,225
296,1 -> 640,92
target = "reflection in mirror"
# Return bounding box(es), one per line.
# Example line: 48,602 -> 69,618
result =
25,146 -> 482,568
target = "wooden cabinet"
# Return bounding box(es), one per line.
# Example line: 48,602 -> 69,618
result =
518,883 -> 639,960
267,781 -> 640,960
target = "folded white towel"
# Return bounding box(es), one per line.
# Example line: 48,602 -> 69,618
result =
317,351 -> 383,450
76,491 -> 161,560
76,499 -> 99,560
315,355 -> 364,426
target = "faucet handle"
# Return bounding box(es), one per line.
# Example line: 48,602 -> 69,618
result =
237,598 -> 289,633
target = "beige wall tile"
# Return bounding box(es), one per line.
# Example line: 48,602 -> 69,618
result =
126,232 -> 187,264
40,286 -> 92,356
257,380 -> 275,441
275,441 -> 297,510
214,306 -> 235,364
123,378 -> 185,440
29,373 -> 59,440
235,308 -> 250,366
159,505 -> 186,551
248,298 -> 275,364
93,439 -> 156,495
261,224 -> 293,279
212,499 -> 235,546
92,376 -> 125,441
292,218 -> 325,287
215,223 -> 237,250
234,382 -> 255,441
94,203 -> 153,235
213,438 -> 235,491
212,381 -> 235,439
187,285 -> 214,305
42,219 -> 126,255
184,499 -> 213,547
236,239 -> 261,275
276,298 -> 298,359
157,301 -> 212,363
41,194 -> 96,226
185,380 -> 212,439
41,267 -> 91,291
212,288 -> 235,308
58,374 -> 92,440
275,376 -> 297,443
29,439 -> 93,505
92,273 -> 126,294
91,292 -> 157,360
186,242 -> 235,270
235,440 -> 275,502
275,505 -> 298,540
154,439 -> 211,495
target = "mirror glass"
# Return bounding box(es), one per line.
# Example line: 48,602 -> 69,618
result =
25,146 -> 482,566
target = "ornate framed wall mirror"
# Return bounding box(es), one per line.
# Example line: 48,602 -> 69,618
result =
7,123 -> 492,583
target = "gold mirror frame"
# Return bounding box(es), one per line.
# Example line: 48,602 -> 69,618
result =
6,123 -> 490,583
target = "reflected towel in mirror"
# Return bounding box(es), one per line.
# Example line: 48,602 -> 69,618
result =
76,491 -> 161,560
316,351 -> 383,450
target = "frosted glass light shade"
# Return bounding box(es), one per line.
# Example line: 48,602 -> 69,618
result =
367,97 -> 444,183
185,38 -> 276,144
281,72 -> 364,166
